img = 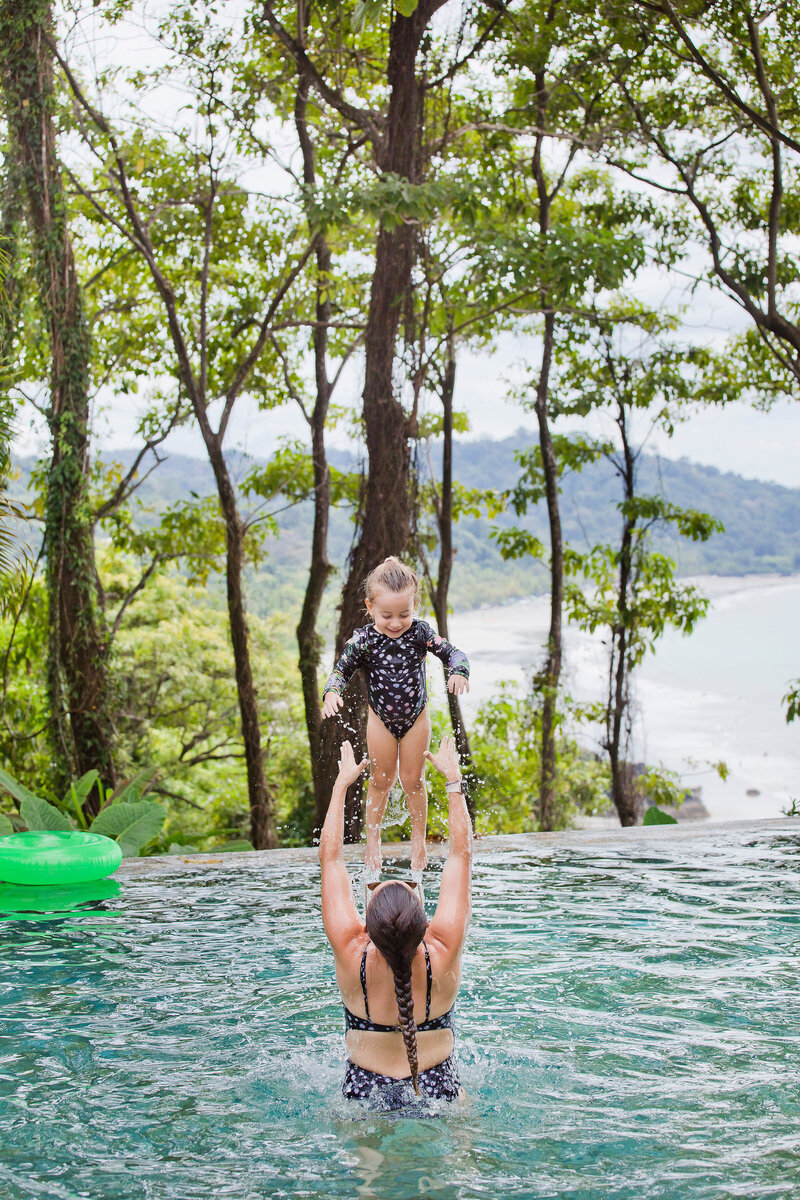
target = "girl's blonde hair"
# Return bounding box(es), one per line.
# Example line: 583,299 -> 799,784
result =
364,556 -> 419,603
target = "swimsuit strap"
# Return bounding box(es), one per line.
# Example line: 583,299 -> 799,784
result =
422,940 -> 432,1022
358,938 -> 434,1026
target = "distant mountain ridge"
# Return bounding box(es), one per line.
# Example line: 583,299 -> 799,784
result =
11,433 -> 800,612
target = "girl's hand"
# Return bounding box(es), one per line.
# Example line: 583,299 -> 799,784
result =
424,734 -> 462,783
337,740 -> 369,787
447,675 -> 470,696
322,692 -> 344,719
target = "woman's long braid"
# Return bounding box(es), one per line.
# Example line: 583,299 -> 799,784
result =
366,882 -> 428,1096
391,958 -> 421,1096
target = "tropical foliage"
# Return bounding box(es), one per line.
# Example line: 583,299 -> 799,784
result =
0,0 -> 796,845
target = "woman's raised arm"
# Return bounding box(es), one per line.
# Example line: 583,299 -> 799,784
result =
319,741 -> 369,955
425,736 -> 473,953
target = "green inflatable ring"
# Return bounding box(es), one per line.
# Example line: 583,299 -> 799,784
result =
0,831 -> 123,886
0,878 -> 121,915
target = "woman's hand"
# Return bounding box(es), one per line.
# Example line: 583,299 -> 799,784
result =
337,740 -> 369,787
424,734 -> 462,783
447,675 -> 470,696
322,691 -> 344,719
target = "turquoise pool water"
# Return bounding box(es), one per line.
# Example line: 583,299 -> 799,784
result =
2,825 -> 799,1199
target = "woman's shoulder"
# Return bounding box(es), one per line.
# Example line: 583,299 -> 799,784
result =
423,934 -> 463,1002
331,926 -> 369,976
424,926 -> 463,960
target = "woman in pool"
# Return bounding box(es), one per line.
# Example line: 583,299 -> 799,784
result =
319,735 -> 472,1108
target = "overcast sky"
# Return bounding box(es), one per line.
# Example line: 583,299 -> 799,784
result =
13,332 -> 799,489
11,0 -> 798,491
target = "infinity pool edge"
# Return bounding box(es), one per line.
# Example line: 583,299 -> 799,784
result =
118,816 -> 800,877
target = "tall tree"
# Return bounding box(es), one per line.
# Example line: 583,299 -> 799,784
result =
423,326 -> 477,814
283,12 -> 369,832
558,312 -> 724,823
488,0 -> 646,826
614,0 -> 800,385
262,0 -> 458,835
53,6 -> 326,846
0,0 -> 116,807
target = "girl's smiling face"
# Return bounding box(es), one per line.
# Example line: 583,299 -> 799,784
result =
366,585 -> 416,638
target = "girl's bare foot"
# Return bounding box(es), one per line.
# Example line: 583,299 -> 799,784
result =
410,838 -> 428,874
363,863 -> 381,885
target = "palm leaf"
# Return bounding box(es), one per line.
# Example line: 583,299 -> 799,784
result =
20,793 -> 75,832
103,769 -> 156,808
89,800 -> 166,856
0,763 -> 48,811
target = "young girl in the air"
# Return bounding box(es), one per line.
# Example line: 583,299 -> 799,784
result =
321,557 -> 470,880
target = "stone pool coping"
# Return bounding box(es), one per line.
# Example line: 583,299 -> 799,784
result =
118,816 -> 799,877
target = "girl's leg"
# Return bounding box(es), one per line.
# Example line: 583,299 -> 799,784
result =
398,706 -> 432,873
364,707 -> 399,873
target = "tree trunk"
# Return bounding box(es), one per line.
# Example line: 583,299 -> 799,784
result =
298,285 -> 333,835
607,402 -> 639,826
533,310 -> 561,832
207,444 -> 277,848
293,58 -> 335,834
531,78 -> 562,832
318,2 -> 445,837
429,333 -> 477,819
0,150 -> 24,362
0,0 -> 116,810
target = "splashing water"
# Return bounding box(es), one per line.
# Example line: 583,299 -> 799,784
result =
1,824 -> 799,1198
383,781 -> 409,828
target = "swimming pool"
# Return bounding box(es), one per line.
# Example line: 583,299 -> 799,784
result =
2,821 -> 798,1199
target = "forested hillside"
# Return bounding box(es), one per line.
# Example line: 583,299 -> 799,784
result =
13,435 -> 798,613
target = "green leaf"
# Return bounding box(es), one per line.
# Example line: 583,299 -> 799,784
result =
0,764 -> 49,812
89,800 -> 166,856
63,770 -> 100,806
0,814 -> 13,836
216,840 -> 254,853
105,770 -> 154,806
64,770 -> 100,829
492,527 -> 546,561
642,805 -> 678,826
394,0 -> 418,14
20,794 -> 75,832
351,0 -> 383,32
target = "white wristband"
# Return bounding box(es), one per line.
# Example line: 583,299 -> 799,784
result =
445,778 -> 463,793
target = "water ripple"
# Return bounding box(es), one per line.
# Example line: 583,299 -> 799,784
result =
1,829 -> 799,1198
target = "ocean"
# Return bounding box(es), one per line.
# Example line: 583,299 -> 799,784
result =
448,575 -> 800,822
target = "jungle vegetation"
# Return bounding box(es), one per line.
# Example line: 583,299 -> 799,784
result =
0,0 -> 798,850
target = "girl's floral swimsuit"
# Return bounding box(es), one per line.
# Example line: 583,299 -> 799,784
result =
323,620 -> 470,740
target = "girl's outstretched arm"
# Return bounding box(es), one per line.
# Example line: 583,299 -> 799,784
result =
321,630 -> 369,718
419,622 -> 470,695
319,741 -> 368,954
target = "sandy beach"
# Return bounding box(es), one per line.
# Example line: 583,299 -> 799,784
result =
446,574 -> 800,822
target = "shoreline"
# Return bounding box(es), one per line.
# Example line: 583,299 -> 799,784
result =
447,576 -> 800,824
450,571 -> 800,618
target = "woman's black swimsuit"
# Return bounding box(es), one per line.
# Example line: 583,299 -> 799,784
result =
323,619 -> 469,741
342,940 -> 460,1108
342,1056 -> 460,1108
